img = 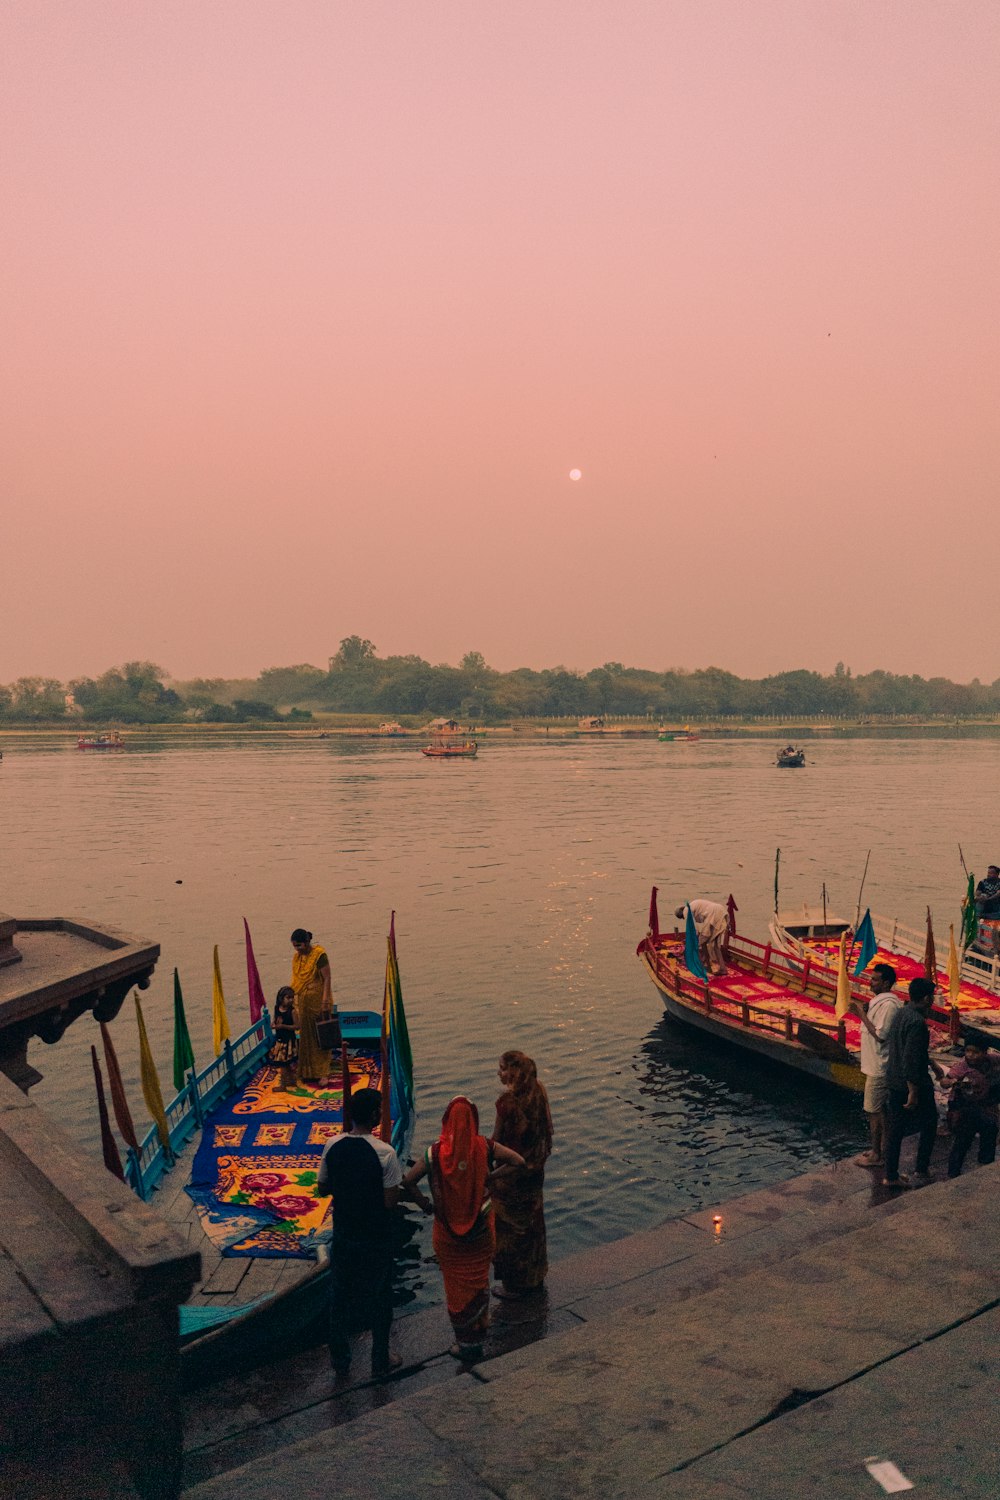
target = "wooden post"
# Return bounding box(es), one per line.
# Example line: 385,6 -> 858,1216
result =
224,1038 -> 236,1089
950,1005 -> 961,1045
801,957 -> 812,994
837,1020 -> 846,1046
125,1146 -> 145,1201
762,943 -> 772,979
741,1001 -> 750,1027
187,1069 -> 203,1127
784,1011 -> 793,1040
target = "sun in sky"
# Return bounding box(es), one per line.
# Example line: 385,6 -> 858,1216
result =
569,469 -> 582,481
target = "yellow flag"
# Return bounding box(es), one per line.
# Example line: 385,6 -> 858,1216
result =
947,924 -> 961,1005
135,993 -> 170,1152
212,944 -> 231,1056
835,931 -> 851,1019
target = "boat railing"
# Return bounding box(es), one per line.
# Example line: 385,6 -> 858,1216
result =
869,912 -> 1000,995
648,945 -> 849,1043
125,1011 -> 274,1202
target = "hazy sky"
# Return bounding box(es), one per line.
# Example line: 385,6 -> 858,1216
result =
4,2 -> 998,683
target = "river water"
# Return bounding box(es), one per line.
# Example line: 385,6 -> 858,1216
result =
3,733 -> 993,1300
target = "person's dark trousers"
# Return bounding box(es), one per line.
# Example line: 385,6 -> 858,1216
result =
884,1085 -> 938,1180
947,1108 -> 999,1178
328,1233 -> 393,1374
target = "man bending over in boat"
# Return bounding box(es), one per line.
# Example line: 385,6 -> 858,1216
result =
849,963 -> 903,1170
675,900 -> 730,977
318,1087 -> 407,1381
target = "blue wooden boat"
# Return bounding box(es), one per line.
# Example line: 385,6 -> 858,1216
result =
123,939 -> 414,1385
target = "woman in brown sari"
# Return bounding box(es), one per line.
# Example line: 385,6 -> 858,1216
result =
491,1051 -> 553,1299
402,1096 -> 523,1360
289,928 -> 335,1086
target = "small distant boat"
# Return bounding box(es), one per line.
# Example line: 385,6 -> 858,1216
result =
659,727 -> 700,742
77,731 -> 125,751
777,746 -> 805,767
421,740 -> 478,759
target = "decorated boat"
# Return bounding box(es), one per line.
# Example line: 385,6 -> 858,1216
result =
770,902 -> 1000,1045
659,728 -> 700,742
78,731 -> 125,750
421,740 -> 477,758
636,888 -> 952,1091
776,746 -> 805,767
97,916 -> 414,1382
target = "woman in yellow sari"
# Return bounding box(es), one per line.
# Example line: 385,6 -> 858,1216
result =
290,928 -> 335,1085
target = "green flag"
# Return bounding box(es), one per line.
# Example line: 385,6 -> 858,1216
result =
172,967 -> 195,1090
962,873 -> 978,951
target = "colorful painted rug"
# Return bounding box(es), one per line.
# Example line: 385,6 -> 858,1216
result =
186,1050 -> 383,1259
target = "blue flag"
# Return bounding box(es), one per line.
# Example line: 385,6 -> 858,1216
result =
684,903 -> 708,980
853,908 -> 878,976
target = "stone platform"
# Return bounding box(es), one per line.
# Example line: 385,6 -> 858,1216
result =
181,1154 -> 1000,1497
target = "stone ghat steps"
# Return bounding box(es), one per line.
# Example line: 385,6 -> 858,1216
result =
184,1162 -> 1000,1497
181,1156 -> 956,1492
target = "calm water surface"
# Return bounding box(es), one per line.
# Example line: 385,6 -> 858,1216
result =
3,734 -> 993,1302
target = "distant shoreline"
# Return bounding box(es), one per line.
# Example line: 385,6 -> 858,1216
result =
6,717 -> 1000,741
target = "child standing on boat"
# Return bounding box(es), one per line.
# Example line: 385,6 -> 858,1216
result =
268,986 -> 299,1088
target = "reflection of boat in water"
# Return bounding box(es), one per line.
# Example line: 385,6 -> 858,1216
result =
78,731 -> 125,750
776,746 -> 805,767
770,903 -> 1000,1043
421,741 -> 477,758
637,888 -> 952,1092
120,920 -> 414,1381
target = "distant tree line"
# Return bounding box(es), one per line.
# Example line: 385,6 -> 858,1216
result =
3,644 -> 1000,723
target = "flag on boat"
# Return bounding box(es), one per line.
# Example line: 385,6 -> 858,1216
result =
948,924 -> 962,1004
91,1044 -> 125,1180
852,910 -> 878,976
172,968 -> 195,1090
212,944 -> 231,1057
961,873 -> 978,951
135,993 -> 171,1153
835,932 -> 852,1019
383,912 -> 415,1138
684,904 -> 708,981
648,886 -> 660,941
924,908 -> 937,982
99,1020 -> 139,1152
243,918 -> 267,1025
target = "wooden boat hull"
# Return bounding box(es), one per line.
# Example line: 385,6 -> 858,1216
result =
421,743 -> 477,758
776,753 -> 805,767
637,941 -> 864,1092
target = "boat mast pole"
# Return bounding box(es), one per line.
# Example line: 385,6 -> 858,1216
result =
774,848 -> 780,915
822,882 -> 827,938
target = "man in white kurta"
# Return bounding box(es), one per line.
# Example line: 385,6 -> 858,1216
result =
675,899 -> 730,976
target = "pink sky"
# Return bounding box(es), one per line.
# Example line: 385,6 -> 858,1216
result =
4,2 -> 998,683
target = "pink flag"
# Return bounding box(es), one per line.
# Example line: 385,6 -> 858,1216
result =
243,918 -> 267,1025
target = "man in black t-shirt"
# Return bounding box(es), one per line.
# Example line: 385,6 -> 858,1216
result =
318,1087 -> 404,1379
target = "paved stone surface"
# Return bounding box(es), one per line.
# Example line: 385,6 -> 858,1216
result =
184,1403 -> 495,1499
181,1161 -> 1000,1498
649,1306 -> 1000,1497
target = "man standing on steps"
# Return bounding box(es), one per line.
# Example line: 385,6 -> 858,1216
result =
883,976 -> 946,1189
318,1086 -> 406,1380
850,962 -> 903,1170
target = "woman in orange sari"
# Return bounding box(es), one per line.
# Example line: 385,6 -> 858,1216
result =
491,1051 -> 553,1299
403,1097 -> 524,1360
290,928 -> 335,1086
